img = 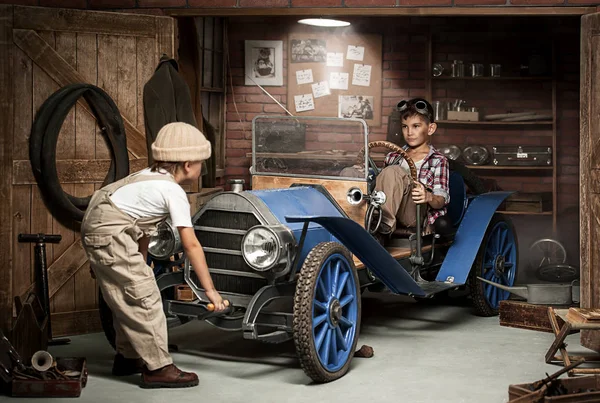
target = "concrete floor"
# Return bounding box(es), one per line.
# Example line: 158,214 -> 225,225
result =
3,293 -> 593,403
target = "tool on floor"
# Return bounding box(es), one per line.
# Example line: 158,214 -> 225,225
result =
18,233 -> 70,345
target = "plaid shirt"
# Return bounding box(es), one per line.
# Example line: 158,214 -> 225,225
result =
383,145 -> 450,225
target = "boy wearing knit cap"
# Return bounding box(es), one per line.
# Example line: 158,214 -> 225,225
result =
81,122 -> 225,389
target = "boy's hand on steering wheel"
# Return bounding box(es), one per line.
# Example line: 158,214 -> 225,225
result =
411,182 -> 432,205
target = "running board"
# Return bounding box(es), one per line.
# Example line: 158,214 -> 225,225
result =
415,280 -> 461,298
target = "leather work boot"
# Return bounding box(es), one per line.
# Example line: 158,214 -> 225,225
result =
140,364 -> 199,389
112,353 -> 145,376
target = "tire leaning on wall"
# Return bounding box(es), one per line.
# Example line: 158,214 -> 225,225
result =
29,83 -> 129,226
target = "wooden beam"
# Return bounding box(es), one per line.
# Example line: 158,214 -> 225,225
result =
12,29 -> 148,158
51,309 -> 102,338
20,240 -> 88,302
14,6 -> 156,37
0,5 -> 13,332
13,158 -> 148,185
166,6 -> 596,17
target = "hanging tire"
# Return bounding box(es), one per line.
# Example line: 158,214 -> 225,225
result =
98,287 -> 190,351
467,214 -> 518,317
293,242 -> 361,383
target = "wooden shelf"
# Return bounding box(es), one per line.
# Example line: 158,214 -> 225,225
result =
498,210 -> 553,216
432,76 -> 553,81
436,120 -> 554,126
466,165 -> 553,170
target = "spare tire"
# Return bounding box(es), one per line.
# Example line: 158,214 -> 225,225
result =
29,84 -> 129,225
448,159 -> 486,195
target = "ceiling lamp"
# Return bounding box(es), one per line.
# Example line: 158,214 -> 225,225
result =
298,18 -> 350,27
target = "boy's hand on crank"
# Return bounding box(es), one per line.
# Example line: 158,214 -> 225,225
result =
206,290 -> 227,312
411,182 -> 431,205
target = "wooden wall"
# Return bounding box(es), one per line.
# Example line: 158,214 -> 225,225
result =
0,5 -> 176,337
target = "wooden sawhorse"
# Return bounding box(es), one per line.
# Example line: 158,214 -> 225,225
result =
545,307 -> 600,376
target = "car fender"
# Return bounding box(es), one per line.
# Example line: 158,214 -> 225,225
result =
435,191 -> 514,284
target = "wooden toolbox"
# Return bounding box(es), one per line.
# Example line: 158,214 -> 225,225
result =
11,357 -> 88,398
503,192 -> 552,213
509,375 -> 600,402
492,145 -> 552,166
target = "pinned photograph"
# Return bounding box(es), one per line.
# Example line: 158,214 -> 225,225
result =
245,40 -> 283,86
291,39 -> 327,63
339,95 -> 374,120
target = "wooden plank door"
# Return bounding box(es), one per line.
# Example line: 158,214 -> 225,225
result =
0,5 -> 176,336
580,11 -> 600,351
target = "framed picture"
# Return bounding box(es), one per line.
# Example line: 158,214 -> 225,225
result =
245,40 -> 283,86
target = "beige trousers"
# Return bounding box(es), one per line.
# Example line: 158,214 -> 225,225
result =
81,174 -> 173,371
375,165 -> 427,234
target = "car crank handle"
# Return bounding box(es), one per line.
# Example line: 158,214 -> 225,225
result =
207,299 -> 232,313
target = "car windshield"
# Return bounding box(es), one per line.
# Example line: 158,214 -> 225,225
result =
251,116 -> 369,180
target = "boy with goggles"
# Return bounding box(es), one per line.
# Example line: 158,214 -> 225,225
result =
375,98 -> 449,240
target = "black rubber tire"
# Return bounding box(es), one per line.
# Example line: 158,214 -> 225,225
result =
535,263 -> 580,283
293,242 -> 361,383
467,214 -> 519,317
448,159 -> 486,195
29,84 -> 129,225
98,288 -> 190,351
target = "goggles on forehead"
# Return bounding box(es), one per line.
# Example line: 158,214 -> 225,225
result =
396,99 -> 430,115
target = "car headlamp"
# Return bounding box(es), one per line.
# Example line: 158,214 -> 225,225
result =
148,220 -> 182,260
242,225 -> 295,272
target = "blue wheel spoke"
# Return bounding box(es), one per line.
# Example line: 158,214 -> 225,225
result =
324,263 -> 332,294
314,300 -> 327,311
314,313 -> 327,327
320,329 -> 332,365
336,272 -> 350,299
491,283 -> 498,305
335,326 -> 348,351
317,278 -> 328,302
503,242 -> 513,257
505,263 -> 514,269
330,328 -> 338,365
484,269 -> 495,280
485,284 -> 493,300
339,316 -> 354,328
340,294 -> 354,308
332,261 -> 341,297
315,323 -> 328,350
499,273 -> 509,285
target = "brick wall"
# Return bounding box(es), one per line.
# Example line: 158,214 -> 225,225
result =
5,0 -> 600,8
225,16 -> 579,210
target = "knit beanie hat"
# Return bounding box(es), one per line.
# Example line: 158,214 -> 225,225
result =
151,122 -> 211,162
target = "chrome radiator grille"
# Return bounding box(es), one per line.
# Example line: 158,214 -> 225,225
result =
195,209 -> 267,295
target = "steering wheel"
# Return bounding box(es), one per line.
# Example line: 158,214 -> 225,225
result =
356,141 -> 418,182
356,141 -> 418,234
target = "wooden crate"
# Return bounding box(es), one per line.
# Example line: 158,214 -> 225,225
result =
499,300 -> 572,333
504,192 -> 552,213
187,187 -> 223,214
175,285 -> 196,302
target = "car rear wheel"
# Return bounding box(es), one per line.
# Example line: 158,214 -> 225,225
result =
293,242 -> 361,383
468,214 -> 518,316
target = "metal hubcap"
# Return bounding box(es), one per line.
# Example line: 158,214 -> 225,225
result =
329,299 -> 342,327
494,255 -> 505,276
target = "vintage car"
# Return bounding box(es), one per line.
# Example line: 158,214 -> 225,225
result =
99,116 -> 518,383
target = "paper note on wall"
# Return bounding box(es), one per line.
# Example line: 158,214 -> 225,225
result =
296,69 -> 314,85
352,64 -> 372,87
326,52 -> 344,67
347,45 -> 365,61
294,94 -> 315,112
312,81 -> 330,98
330,72 -> 349,90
